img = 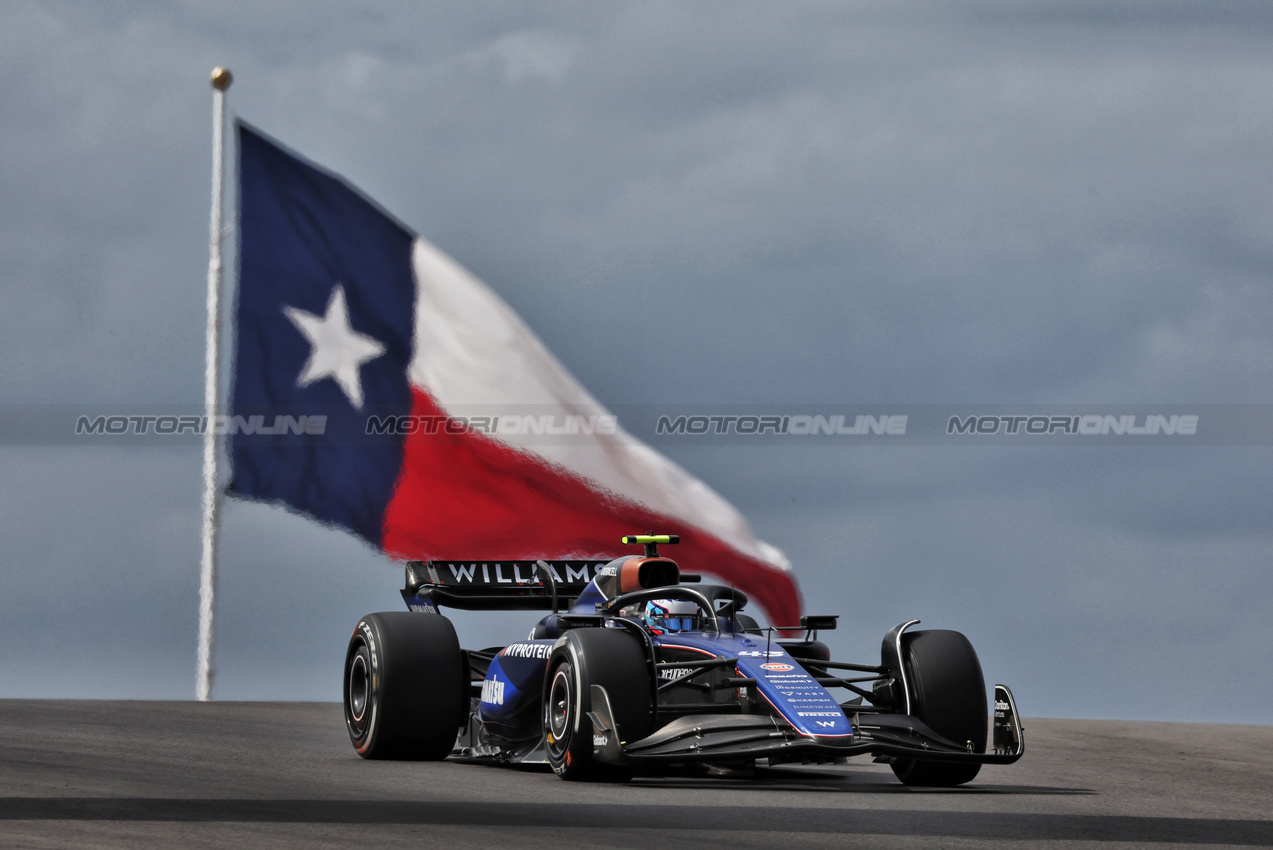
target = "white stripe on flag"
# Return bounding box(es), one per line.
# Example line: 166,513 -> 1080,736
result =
407,237 -> 791,573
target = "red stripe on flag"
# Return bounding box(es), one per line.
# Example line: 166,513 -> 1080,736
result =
381,388 -> 802,626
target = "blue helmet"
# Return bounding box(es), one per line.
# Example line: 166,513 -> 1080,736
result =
644,598 -> 701,634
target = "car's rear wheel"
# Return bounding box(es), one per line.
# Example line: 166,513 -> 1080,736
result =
344,612 -> 467,760
543,627 -> 652,781
890,629 -> 988,787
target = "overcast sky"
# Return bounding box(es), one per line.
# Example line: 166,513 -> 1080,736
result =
2,1 -> 1271,723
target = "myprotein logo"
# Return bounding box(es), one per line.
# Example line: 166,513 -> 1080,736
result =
500,642 -> 553,660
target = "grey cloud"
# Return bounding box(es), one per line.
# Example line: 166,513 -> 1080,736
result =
2,1 -> 1271,721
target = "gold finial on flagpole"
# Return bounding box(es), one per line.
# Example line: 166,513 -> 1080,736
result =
211,67 -> 233,90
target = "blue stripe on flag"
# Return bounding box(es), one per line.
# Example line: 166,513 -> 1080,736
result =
228,122 -> 415,544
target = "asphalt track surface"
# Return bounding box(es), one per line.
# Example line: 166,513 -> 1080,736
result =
1,701 -> 1270,849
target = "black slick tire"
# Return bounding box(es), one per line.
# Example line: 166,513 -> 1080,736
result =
542,627 -> 652,781
891,629 -> 988,787
343,612 -> 467,760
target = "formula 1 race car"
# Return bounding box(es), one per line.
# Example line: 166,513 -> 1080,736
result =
342,535 -> 1024,785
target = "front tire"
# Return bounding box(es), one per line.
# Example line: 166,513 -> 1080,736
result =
344,612 -> 467,760
543,627 -> 652,781
890,629 -> 988,787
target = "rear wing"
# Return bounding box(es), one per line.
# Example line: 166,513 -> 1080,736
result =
401,560 -> 612,612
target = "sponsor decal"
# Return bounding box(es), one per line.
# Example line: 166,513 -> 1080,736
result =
357,622 -> 378,670
499,642 -> 553,660
480,678 -> 505,705
658,667 -> 692,682
797,711 -> 843,717
760,663 -> 795,672
434,561 -> 605,586
407,600 -> 438,614
816,720 -> 838,728
738,650 -> 785,658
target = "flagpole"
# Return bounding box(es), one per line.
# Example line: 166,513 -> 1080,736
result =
198,66 -> 232,702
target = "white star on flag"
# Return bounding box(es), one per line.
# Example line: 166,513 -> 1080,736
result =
283,285 -> 386,409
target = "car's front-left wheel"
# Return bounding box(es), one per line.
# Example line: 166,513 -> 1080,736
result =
543,627 -> 652,781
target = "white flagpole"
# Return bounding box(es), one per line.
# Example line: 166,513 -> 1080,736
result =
198,66 -> 233,701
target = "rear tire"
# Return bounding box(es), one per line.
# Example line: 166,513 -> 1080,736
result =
543,628 -> 652,781
890,629 -> 987,787
344,612 -> 467,760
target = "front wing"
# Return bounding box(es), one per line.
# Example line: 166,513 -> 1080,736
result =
587,684 -> 1025,766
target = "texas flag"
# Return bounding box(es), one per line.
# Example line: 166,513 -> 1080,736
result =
229,123 -> 801,625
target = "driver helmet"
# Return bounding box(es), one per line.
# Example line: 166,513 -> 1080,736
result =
644,598 -> 701,634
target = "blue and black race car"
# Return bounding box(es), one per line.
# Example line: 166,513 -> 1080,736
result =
342,535 -> 1024,785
